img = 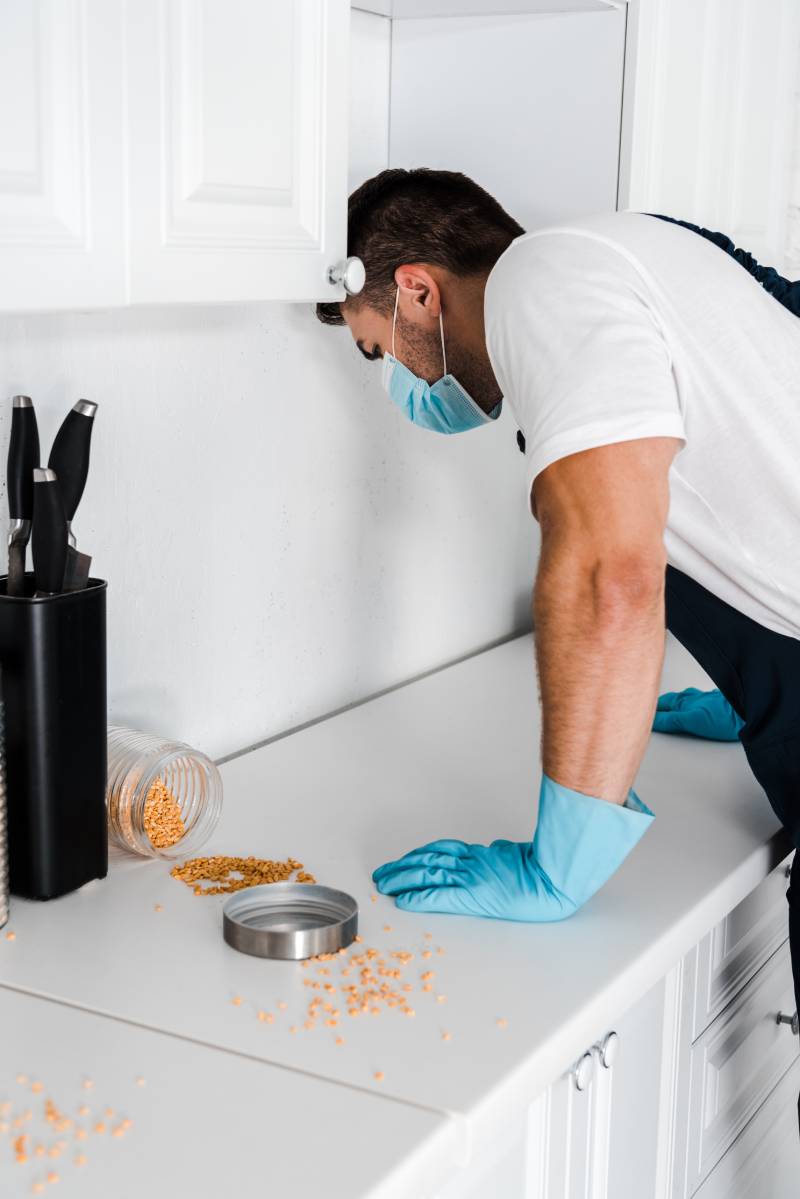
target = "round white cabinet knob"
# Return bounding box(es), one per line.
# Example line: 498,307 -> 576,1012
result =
573,1050 -> 594,1092
327,256 -> 366,296
599,1031 -> 619,1069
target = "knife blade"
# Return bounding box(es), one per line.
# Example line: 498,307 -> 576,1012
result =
62,546 -> 92,592
7,395 -> 40,596
48,399 -> 98,549
32,468 -> 69,596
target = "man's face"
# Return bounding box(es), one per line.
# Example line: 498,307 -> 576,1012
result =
341,277 -> 503,413
341,296 -> 445,384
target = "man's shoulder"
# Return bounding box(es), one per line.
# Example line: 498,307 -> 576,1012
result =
485,210 -> 657,314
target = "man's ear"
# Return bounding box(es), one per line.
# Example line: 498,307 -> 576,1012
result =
394,265 -> 440,317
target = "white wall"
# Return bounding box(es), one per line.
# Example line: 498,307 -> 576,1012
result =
0,297 -> 537,763
785,25 -> 800,277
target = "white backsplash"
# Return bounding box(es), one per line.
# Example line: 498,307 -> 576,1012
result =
0,301 -> 537,761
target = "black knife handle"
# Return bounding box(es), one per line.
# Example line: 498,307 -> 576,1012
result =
8,396 -> 40,522
32,468 -> 68,594
47,400 -> 98,522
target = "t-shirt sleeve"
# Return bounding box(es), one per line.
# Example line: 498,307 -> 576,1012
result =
485,233 -> 687,517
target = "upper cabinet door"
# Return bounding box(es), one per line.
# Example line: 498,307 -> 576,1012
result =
124,0 -> 350,305
0,0 -> 126,312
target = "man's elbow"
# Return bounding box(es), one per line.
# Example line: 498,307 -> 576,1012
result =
589,550 -> 666,626
536,542 -> 666,626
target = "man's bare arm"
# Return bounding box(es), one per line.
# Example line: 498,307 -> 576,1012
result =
532,436 -> 682,803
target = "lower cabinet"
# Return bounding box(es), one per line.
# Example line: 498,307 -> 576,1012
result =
432,854 -> 798,1199
693,1056 -> 800,1199
536,977 -> 668,1199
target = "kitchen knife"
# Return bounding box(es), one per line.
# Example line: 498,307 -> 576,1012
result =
32,468 -> 69,596
7,395 -> 40,596
48,399 -> 98,548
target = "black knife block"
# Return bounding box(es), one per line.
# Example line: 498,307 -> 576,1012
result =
0,574 -> 108,899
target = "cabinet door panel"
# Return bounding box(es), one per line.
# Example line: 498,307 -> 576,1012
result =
606,978 -> 667,1199
691,855 -> 792,1041
125,0 -> 349,304
694,1056 -> 800,1199
0,0 -> 126,310
686,943 -> 799,1193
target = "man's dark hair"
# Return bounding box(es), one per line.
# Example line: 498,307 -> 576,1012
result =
316,168 -> 524,326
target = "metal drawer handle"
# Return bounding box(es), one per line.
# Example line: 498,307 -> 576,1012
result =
572,1050 -> 594,1092
598,1030 -> 619,1069
777,1010 -> 799,1036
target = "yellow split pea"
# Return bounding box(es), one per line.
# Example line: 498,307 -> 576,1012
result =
171,854 -> 316,894
143,777 -> 186,849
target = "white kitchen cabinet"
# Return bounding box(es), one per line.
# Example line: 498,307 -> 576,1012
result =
0,0 -> 351,310
2,0 -> 797,310
693,1056 -> 800,1199
0,0 -> 127,311
430,979 -> 669,1199
125,0 -> 351,305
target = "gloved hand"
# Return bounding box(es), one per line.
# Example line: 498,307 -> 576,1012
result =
652,687 -> 744,741
371,775 -> 654,920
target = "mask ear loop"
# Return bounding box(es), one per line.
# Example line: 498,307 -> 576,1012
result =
392,286 -> 400,360
439,308 -> 447,376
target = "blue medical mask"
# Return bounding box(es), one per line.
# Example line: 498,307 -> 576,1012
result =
381,287 -> 502,434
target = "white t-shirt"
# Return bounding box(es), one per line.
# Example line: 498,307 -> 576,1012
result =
484,209 -> 800,641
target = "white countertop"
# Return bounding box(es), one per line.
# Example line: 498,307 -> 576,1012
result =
0,631 -> 791,1180
0,987 -> 461,1199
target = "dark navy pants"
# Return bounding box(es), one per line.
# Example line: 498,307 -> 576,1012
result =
665,566 -> 800,1018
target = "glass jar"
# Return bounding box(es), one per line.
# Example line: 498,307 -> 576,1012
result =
106,726 -> 223,859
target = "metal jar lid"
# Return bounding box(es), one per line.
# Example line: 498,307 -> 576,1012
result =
222,882 -> 358,960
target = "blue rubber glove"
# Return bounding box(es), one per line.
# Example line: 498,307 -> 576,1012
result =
371,775 -> 654,920
652,687 -> 744,741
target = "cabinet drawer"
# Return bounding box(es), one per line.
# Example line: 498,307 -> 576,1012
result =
691,853 -> 793,1040
693,1054 -> 800,1199
686,941 -> 799,1193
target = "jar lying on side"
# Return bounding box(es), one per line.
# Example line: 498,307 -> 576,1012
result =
107,726 -> 223,859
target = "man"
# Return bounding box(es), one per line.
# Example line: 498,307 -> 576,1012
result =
316,168 -> 800,1020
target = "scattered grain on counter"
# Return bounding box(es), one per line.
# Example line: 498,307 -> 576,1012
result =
6,930 -> 16,941
74,1154 -> 87,1166
442,1031 -> 452,1041
143,777 -> 186,849
135,1077 -> 146,1087
170,854 -> 316,894
496,1018 -> 508,1029
374,1071 -> 384,1082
